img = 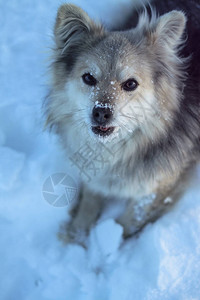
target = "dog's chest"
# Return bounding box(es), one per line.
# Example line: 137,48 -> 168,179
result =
87,169 -> 159,200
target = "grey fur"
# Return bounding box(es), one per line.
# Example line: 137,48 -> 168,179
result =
45,4 -> 200,245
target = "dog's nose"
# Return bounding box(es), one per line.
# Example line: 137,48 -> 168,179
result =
92,106 -> 113,125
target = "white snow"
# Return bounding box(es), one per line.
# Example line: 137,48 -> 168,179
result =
1,0 -> 200,300
90,219 -> 123,256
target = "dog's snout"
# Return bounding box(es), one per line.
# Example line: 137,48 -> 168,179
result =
92,106 -> 113,125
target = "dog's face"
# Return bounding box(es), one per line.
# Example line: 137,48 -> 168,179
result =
64,37 -> 158,141
47,4 -> 186,152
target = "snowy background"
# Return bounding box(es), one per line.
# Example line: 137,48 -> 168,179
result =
1,0 -> 200,299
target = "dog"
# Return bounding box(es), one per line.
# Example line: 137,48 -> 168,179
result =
45,1 -> 200,244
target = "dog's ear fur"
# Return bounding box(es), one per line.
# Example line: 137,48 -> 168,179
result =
155,11 -> 186,48
54,4 -> 104,50
146,10 -> 186,50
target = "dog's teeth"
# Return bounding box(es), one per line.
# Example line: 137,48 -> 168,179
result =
100,126 -> 109,131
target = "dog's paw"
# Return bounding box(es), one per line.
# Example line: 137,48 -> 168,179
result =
58,221 -> 88,248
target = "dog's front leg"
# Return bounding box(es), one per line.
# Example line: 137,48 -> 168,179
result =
59,185 -> 103,246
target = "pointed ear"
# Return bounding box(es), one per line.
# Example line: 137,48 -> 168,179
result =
154,11 -> 186,48
54,4 -> 104,50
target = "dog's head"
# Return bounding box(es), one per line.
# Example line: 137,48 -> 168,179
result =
46,4 -> 187,152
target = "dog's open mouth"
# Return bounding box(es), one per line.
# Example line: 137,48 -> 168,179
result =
92,126 -> 115,136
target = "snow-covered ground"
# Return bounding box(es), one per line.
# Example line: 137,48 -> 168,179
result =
1,0 -> 200,299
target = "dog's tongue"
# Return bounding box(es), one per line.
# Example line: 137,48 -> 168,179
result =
99,126 -> 109,132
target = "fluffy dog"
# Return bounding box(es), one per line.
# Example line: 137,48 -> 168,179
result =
45,1 -> 200,243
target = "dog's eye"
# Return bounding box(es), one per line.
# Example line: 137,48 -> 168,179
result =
122,79 -> 138,91
82,73 -> 97,86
